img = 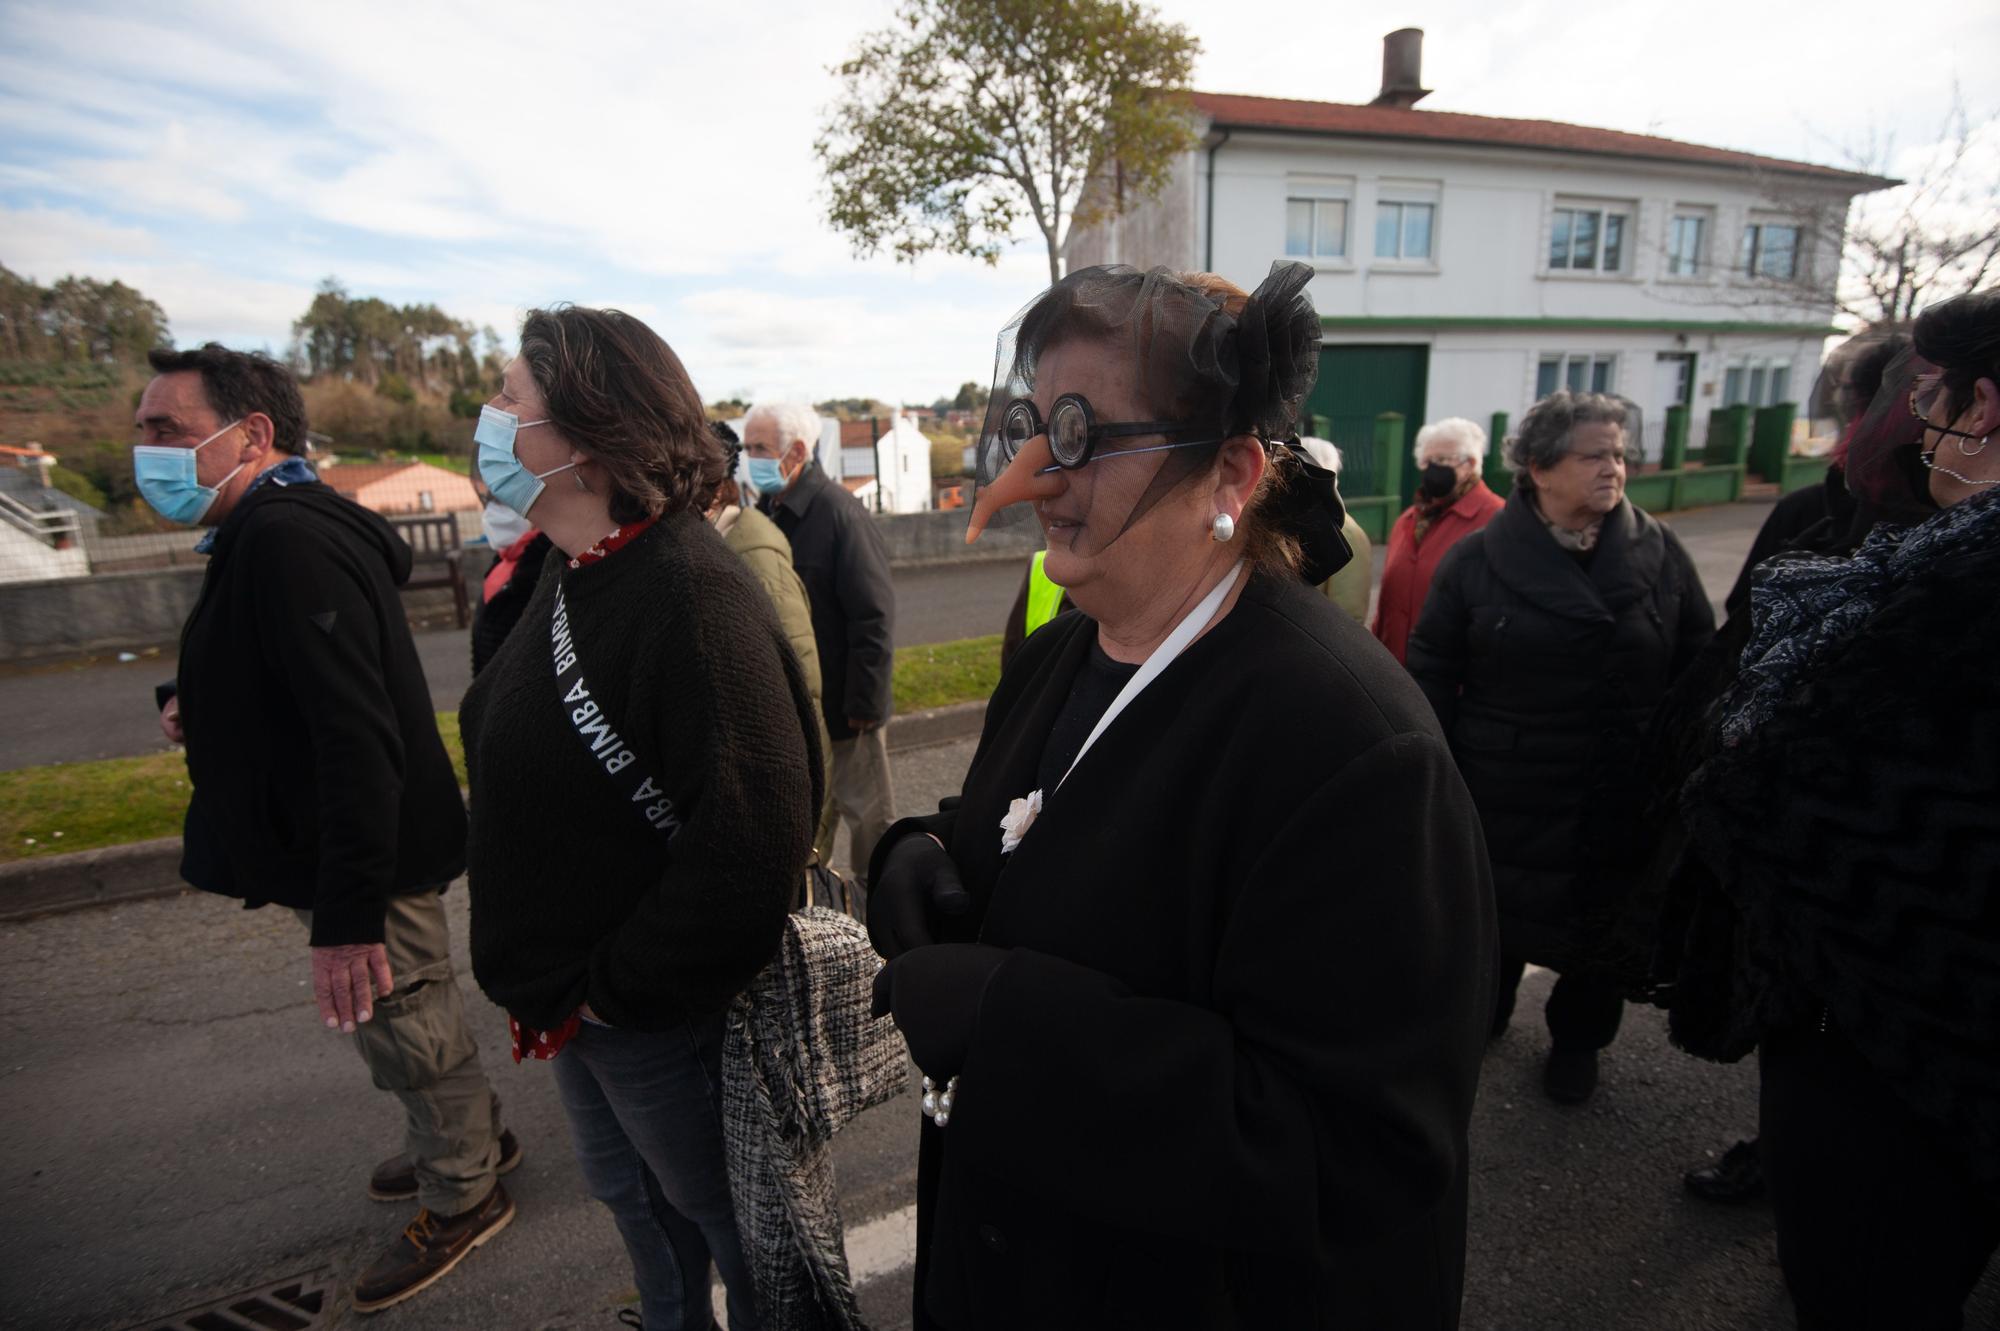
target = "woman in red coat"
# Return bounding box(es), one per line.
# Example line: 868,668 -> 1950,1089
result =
1372,417 -> 1504,664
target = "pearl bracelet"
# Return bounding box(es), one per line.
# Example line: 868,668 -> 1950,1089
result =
921,1074 -> 959,1127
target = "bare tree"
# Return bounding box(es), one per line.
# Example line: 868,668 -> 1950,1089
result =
1832,97 -> 2000,325
1645,95 -> 1999,325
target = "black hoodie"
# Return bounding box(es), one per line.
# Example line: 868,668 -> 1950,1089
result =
173,478 -> 466,945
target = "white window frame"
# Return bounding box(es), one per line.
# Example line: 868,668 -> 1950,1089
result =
1535,352 -> 1620,399
1721,356 -> 1795,408
1283,176 -> 1354,268
1664,206 -> 1715,281
1372,179 -> 1441,269
1545,196 -> 1637,278
1739,218 -> 1806,282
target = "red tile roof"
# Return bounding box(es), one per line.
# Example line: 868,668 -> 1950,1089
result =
319,462 -> 419,492
1189,92 -> 1895,190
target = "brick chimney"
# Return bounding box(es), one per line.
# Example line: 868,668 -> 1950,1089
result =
1369,28 -> 1431,110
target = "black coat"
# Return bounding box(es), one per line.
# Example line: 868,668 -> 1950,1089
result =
764,462 -> 896,739
875,571 -> 1496,1330
1681,529 -> 2000,1200
470,531 -> 552,675
1407,491 -> 1713,966
173,480 -> 466,945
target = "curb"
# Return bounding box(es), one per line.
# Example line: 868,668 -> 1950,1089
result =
884,699 -> 986,753
0,701 -> 988,924
0,836 -> 188,923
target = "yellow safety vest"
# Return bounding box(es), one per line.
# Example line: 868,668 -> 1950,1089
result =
1023,550 -> 1065,638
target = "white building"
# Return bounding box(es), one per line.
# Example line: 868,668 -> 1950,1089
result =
823,410 -> 933,515
1067,30 -> 1891,495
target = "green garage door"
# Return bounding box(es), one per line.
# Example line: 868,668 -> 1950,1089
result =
1304,344 -> 1430,507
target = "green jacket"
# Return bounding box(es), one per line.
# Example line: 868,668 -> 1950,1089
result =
1317,513 -> 1374,625
725,506 -> 837,852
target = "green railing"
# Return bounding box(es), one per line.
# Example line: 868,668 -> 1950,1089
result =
1306,411 -> 1405,543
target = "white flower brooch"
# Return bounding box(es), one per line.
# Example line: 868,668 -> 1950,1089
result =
998,789 -> 1044,855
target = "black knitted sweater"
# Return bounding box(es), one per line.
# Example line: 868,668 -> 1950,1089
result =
460,511 -> 823,1032
1679,533 -> 2000,1197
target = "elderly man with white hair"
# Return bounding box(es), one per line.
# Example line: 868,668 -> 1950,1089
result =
1372,415 -> 1504,665
743,401 -> 898,882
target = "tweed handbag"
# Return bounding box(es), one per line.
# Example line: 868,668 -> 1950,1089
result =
723,905 -> 908,1330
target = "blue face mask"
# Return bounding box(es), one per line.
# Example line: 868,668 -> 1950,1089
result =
745,456 -> 790,496
132,419 -> 246,525
475,405 -> 571,517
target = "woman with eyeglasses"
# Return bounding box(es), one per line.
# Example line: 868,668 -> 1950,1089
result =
1407,391 -> 1715,1105
1675,287 -> 2000,1328
863,263 -> 1495,1330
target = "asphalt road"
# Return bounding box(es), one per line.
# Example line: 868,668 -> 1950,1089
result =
0,500 -> 1763,775
7,731 -> 1995,1330
0,558 -> 1028,774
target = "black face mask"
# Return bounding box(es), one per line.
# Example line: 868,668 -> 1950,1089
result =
1419,462 -> 1458,500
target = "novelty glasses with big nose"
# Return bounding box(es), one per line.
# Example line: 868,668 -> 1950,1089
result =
1001,393 -> 1224,471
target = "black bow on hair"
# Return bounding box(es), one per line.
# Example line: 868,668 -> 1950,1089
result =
1273,438 -> 1353,584
1229,261 -> 1321,441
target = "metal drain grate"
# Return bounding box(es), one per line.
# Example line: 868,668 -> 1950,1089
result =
125,1270 -> 333,1331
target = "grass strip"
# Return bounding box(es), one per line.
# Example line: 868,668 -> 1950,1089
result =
892,634 -> 1002,714
1,635 -> 1003,864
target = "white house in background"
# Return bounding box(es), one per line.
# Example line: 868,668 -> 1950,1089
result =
1067,29 -> 1892,488
823,411 -> 933,515
722,410 -> 934,515
0,444 -> 89,582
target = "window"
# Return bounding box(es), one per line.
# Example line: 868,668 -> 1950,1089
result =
1536,353 -> 1618,399
1548,202 -> 1633,273
1740,223 -> 1802,280
1374,202 -> 1434,261
1667,214 -> 1707,277
1285,197 -> 1349,260
417,490 -> 435,511
1722,359 -> 1795,407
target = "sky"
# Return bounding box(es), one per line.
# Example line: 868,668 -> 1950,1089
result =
1,0 -> 1995,406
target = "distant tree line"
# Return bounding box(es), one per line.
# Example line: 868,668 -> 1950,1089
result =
0,264 -> 171,365
290,278 -> 504,416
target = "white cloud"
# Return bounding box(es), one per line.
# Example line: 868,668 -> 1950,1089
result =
5,0 -> 1993,401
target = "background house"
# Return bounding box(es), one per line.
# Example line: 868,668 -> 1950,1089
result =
0,444 -> 91,582
826,411 -> 933,515
1067,30 -> 1892,514
318,459 -> 480,516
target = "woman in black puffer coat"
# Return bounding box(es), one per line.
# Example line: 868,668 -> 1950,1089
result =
1408,391 -> 1713,1104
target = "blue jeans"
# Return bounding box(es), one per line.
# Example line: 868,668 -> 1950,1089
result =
551,1012 -> 756,1331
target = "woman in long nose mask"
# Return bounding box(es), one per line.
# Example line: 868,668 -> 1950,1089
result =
867,262 -> 1496,1331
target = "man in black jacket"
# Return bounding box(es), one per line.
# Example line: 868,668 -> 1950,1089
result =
744,402 -> 897,881
140,345 -> 516,1313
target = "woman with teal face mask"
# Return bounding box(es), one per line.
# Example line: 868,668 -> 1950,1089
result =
459,307 -> 825,1331
473,404 -> 575,519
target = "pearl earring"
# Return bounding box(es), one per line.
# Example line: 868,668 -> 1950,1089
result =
1211,512 -> 1235,543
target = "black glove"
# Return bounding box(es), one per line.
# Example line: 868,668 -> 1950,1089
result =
871,943 -> 1010,1078
867,833 -> 972,960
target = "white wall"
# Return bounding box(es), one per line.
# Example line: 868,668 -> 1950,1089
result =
1195,134 -> 1850,324
873,413 -> 933,515
1071,130 -> 1853,320
0,521 -> 89,583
